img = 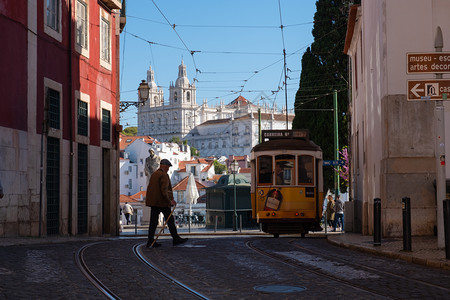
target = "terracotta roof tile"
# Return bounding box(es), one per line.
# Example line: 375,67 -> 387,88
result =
172,176 -> 207,191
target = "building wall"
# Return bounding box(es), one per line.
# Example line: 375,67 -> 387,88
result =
347,0 -> 450,237
0,0 -> 122,237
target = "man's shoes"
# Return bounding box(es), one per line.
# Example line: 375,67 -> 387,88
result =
146,240 -> 162,248
173,237 -> 188,246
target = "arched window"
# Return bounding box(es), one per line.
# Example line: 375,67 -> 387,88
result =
174,92 -> 178,102
187,92 -> 190,102
154,96 -> 158,106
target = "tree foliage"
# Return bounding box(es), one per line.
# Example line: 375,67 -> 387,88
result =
293,0 -> 358,192
122,127 -> 137,136
190,146 -> 199,157
214,160 -> 227,175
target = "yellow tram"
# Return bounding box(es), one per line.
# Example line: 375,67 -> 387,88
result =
250,129 -> 324,237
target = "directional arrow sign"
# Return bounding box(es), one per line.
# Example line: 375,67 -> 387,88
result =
407,79 -> 450,101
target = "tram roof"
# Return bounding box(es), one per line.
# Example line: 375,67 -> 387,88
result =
251,138 -> 321,153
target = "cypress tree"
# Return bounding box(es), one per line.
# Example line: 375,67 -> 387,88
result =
293,0 -> 359,192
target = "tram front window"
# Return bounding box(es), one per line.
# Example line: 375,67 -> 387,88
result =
298,155 -> 313,184
275,155 -> 295,185
257,156 -> 272,184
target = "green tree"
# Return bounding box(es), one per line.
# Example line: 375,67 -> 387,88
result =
190,146 -> 199,157
214,160 -> 227,175
122,126 -> 137,136
169,136 -> 182,144
293,0 -> 358,192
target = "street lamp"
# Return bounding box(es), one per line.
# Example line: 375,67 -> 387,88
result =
119,80 -> 150,112
138,80 -> 150,102
231,159 -> 239,231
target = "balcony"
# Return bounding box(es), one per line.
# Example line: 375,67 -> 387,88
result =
100,0 -> 121,10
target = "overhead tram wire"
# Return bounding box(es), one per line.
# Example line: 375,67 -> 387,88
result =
151,0 -> 199,80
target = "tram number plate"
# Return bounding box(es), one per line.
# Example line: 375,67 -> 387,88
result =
305,187 -> 315,198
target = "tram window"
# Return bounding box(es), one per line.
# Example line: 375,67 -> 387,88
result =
298,155 -> 314,184
257,156 -> 272,184
275,155 -> 295,185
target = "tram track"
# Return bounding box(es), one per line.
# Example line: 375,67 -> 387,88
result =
132,243 -> 210,300
75,242 -> 121,300
246,238 -> 450,299
287,238 -> 450,293
75,241 -> 209,300
246,239 -> 396,300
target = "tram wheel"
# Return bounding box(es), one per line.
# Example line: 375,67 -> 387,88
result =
273,233 -> 279,238
301,233 -> 306,238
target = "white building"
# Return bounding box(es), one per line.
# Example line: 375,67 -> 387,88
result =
119,135 -> 191,195
344,0 -> 450,238
137,62 -> 293,157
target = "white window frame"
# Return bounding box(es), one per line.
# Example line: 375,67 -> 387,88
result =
99,8 -> 111,70
75,90 -> 90,144
44,0 -> 62,42
44,77 -> 63,139
100,100 -> 112,148
75,0 -> 89,58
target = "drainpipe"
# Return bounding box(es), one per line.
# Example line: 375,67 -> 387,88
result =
68,0 -> 74,235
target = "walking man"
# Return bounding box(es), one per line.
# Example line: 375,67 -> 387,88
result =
123,202 -> 133,225
146,159 -> 187,248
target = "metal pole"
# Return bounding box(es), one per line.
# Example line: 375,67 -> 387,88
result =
233,164 -> 237,231
258,108 -> 261,143
435,26 -> 446,248
402,197 -> 412,251
214,215 -> 217,233
334,90 -> 340,198
373,198 -> 381,246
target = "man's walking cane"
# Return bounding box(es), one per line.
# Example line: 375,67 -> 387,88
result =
150,204 -> 177,248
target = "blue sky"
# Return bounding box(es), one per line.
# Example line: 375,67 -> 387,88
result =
119,0 -> 317,127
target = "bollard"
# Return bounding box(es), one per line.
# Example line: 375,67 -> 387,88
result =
444,199 -> 450,259
134,215 -> 138,235
214,215 -> 218,232
239,215 -> 242,232
402,197 -> 412,251
373,198 -> 381,246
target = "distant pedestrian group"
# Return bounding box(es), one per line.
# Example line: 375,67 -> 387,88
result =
325,194 -> 344,232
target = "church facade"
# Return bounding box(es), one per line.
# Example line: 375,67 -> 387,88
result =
137,62 -> 293,156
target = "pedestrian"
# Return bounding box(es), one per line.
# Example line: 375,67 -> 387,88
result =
146,159 -> 188,248
325,195 -> 335,228
333,195 -> 344,232
123,202 -> 133,225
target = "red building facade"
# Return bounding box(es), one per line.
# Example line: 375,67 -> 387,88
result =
0,0 -> 124,237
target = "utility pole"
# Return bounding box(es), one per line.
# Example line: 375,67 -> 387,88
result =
334,90 -> 340,198
435,27 -> 446,248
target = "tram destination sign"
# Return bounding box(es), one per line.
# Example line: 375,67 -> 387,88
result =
407,79 -> 450,101
407,52 -> 450,74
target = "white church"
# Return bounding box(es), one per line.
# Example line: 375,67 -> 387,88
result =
137,61 -> 294,157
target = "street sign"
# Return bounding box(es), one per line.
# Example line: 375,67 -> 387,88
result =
323,160 -> 345,166
407,79 -> 450,101
407,52 -> 450,74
